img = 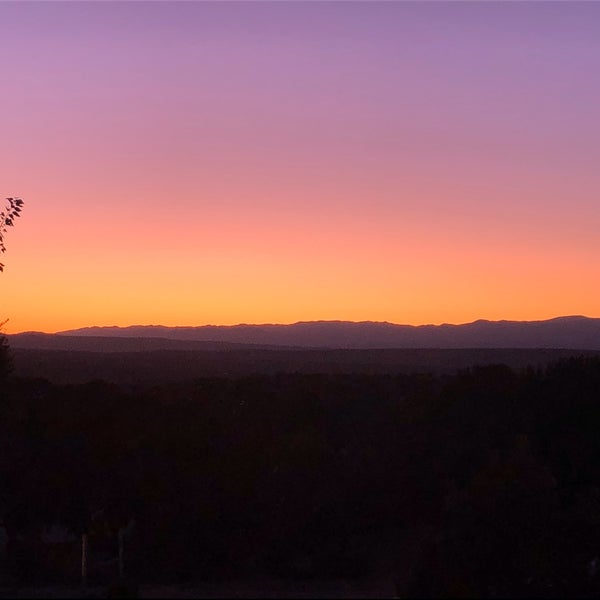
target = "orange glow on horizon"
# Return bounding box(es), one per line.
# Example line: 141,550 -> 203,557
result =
1,185 -> 598,334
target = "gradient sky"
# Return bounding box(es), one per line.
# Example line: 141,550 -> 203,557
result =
1,1 -> 599,333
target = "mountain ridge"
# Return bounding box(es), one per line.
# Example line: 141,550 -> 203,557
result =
21,315 -> 599,350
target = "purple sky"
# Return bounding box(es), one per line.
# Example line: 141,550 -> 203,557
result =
1,1 -> 599,331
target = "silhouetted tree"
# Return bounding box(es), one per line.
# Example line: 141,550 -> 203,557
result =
0,197 -> 24,273
0,197 -> 24,379
0,321 -> 11,381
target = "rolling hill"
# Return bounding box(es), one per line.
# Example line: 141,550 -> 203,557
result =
52,315 -> 600,350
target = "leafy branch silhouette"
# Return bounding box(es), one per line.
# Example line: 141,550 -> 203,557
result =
0,197 -> 24,273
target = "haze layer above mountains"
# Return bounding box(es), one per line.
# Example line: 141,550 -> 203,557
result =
10,316 -> 600,351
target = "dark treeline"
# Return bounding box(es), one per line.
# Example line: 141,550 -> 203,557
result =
11,346 -> 600,386
2,357 -> 600,596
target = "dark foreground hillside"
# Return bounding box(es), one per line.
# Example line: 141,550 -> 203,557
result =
2,357 -> 600,597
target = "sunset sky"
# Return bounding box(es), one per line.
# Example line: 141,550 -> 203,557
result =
1,1 -> 599,334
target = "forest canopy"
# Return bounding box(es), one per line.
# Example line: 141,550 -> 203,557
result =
2,357 -> 600,596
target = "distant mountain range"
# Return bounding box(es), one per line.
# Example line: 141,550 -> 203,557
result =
7,316 -> 599,351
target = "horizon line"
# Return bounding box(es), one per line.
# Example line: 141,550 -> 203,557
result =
7,314 -> 596,336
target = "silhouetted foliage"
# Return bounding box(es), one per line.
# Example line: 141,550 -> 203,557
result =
0,196 -> 24,272
0,322 -> 11,381
0,196 -> 24,381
